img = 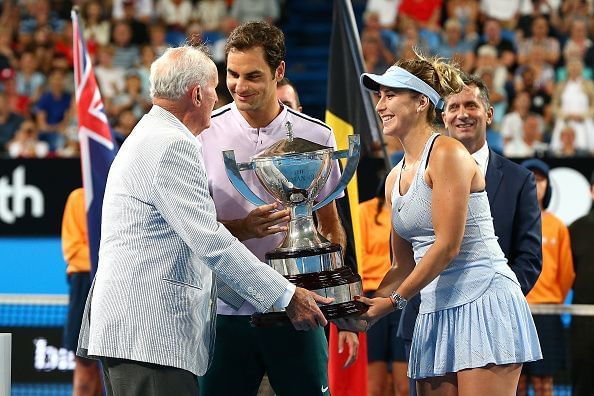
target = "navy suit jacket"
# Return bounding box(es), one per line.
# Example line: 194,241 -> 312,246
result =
397,149 -> 542,341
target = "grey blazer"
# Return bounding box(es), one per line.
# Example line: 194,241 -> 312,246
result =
77,106 -> 289,376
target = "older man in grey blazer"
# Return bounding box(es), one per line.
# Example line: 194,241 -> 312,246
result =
76,44 -> 330,396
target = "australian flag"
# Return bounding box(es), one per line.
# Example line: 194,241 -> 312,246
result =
72,9 -> 118,277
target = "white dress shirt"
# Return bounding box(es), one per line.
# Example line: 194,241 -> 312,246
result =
472,141 -> 490,176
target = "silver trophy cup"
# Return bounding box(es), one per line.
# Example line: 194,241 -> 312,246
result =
223,123 -> 367,326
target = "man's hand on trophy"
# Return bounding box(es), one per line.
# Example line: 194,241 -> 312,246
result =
285,287 -> 333,331
243,203 -> 290,239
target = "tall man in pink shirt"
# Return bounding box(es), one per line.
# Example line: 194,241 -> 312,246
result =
198,21 -> 357,396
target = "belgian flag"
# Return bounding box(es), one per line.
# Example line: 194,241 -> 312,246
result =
325,1 -> 384,395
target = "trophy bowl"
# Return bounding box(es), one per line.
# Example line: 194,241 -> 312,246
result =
223,127 -> 368,326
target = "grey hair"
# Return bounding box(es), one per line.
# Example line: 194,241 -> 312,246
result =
150,44 -> 213,100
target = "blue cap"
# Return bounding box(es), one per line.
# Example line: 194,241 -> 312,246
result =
360,66 -> 444,110
521,158 -> 549,177
521,158 -> 552,209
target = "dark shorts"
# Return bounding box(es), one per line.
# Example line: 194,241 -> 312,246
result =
523,314 -> 567,377
366,292 -> 407,363
63,272 -> 92,351
198,314 -> 329,396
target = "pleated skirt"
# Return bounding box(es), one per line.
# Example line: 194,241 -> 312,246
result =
409,274 -> 543,380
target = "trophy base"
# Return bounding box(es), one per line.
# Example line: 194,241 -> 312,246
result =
255,244 -> 367,327
265,266 -> 365,314
250,300 -> 369,327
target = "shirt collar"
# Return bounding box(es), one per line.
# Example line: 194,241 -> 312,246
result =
149,105 -> 202,150
471,141 -> 490,176
230,101 -> 288,133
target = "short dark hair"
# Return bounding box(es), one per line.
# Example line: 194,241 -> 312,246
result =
591,169 -> 594,186
459,72 -> 491,109
224,21 -> 285,75
277,77 -> 301,107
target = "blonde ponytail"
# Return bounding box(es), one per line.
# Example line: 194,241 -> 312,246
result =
394,48 -> 464,123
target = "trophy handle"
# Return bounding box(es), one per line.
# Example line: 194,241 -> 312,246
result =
312,134 -> 360,211
222,150 -> 268,207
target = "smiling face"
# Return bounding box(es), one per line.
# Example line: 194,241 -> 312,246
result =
442,85 -> 493,152
375,86 -> 421,137
226,46 -> 284,115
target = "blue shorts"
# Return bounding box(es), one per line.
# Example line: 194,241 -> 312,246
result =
63,272 -> 92,351
366,292 -> 407,363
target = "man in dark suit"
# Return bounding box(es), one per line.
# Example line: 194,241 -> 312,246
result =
397,73 -> 543,396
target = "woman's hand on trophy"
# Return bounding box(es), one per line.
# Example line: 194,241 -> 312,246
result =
243,203 -> 290,240
355,295 -> 394,327
285,287 -> 334,331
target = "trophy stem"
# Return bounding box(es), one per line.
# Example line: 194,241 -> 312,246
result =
276,204 -> 330,251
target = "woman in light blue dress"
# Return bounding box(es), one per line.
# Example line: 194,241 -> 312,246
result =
354,53 -> 542,395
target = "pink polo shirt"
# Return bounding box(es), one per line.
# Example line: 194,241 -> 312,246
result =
199,102 -> 343,315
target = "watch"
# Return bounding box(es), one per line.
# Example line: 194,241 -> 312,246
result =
389,291 -> 407,310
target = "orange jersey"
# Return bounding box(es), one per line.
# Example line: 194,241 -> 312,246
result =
359,197 -> 392,292
526,211 -> 575,304
61,188 -> 91,274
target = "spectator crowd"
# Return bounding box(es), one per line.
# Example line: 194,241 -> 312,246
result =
0,0 -> 280,158
1,0 -> 593,163
363,0 -> 594,159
